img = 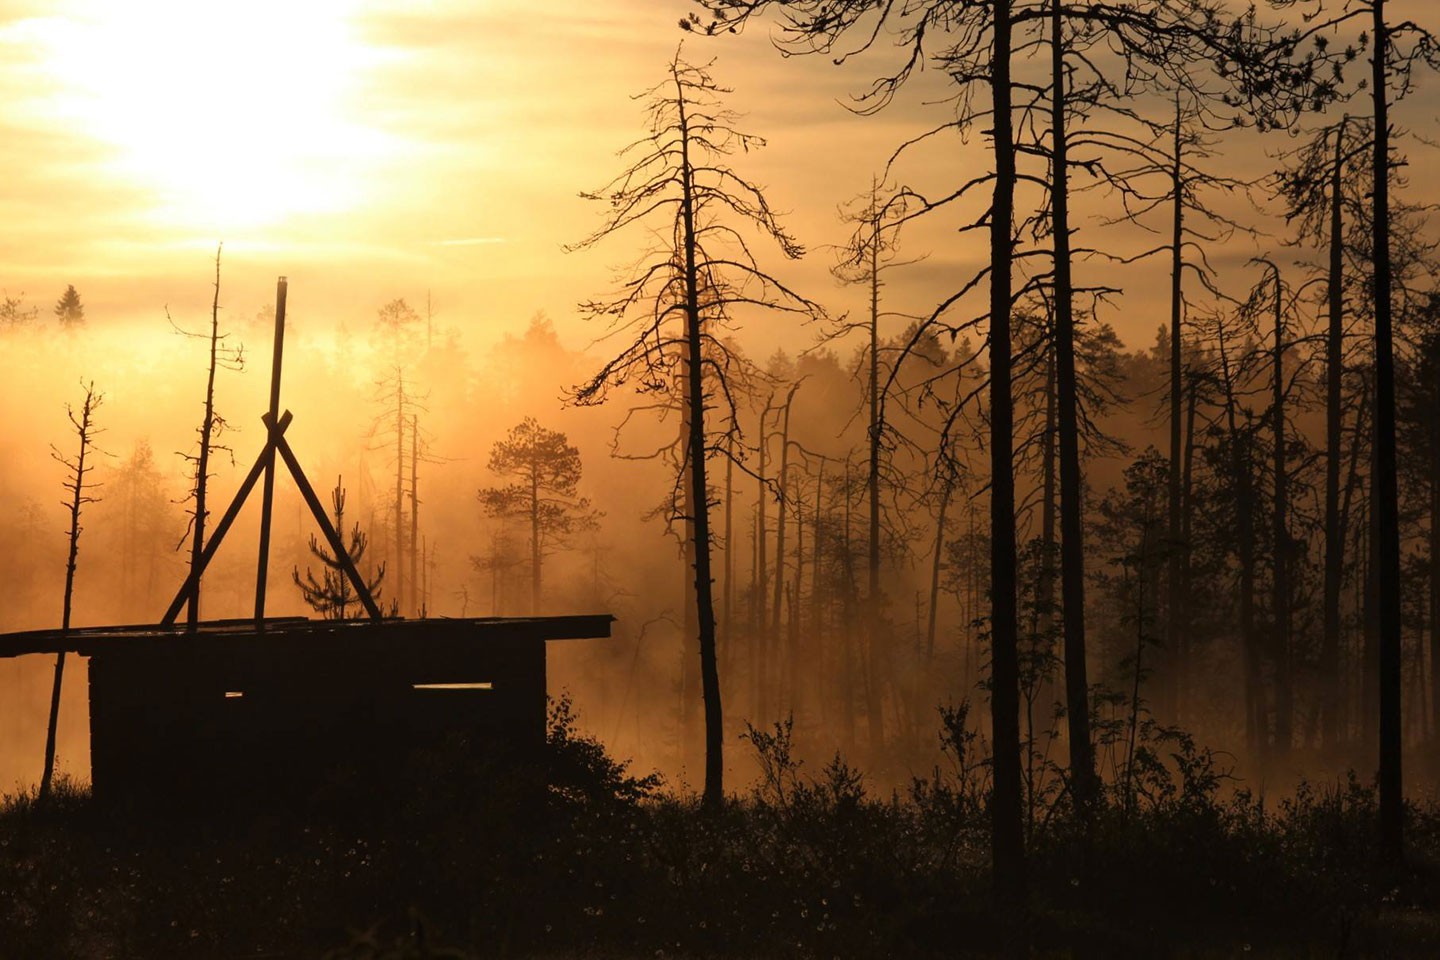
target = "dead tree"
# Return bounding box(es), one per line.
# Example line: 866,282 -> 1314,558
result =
172,244 -> 244,630
569,51 -> 817,809
40,381 -> 103,801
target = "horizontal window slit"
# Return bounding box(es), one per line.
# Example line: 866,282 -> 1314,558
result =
224,691 -> 244,699
412,682 -> 494,691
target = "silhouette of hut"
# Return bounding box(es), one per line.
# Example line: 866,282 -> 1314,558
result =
0,614 -> 611,807
0,279 -> 615,810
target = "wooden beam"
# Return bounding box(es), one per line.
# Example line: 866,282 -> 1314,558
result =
270,413 -> 385,621
162,411 -> 293,627
254,277 -> 288,630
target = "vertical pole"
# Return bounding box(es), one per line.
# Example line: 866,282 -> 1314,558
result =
254,277 -> 287,629
410,412 -> 419,617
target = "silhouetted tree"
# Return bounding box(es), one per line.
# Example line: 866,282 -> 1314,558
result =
478,417 -> 593,614
1,292 -> 38,330
293,478 -> 385,620
40,381 -> 103,801
569,51 -> 816,809
173,244 -> 244,630
53,284 -> 83,329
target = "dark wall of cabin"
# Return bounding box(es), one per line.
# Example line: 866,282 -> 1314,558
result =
88,621 -> 547,810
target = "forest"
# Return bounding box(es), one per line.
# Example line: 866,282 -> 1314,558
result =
4,0 -> 1440,956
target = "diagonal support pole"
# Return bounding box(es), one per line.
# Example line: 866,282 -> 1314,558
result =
163,411 -> 294,627
269,411 -> 384,622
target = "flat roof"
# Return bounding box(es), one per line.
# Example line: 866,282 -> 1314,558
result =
0,615 -> 614,659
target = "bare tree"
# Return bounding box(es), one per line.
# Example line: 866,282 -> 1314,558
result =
569,50 -> 817,808
173,244 -> 244,630
40,381 -> 103,801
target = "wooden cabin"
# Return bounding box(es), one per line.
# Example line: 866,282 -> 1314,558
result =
0,615 -> 612,810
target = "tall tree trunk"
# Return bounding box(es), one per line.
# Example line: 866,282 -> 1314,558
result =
396,372 -> 407,615
811,459 -> 827,720
1371,0 -> 1404,862
790,474 -> 804,715
1340,382 -> 1371,746
1323,120 -> 1347,754
1180,369 -> 1198,721
723,446 -> 735,694
1051,0 -> 1096,812
680,364 -> 699,763
41,383 -> 99,801
1431,401 -> 1440,744
1217,319 -> 1261,763
1272,268 -> 1293,757
841,459 -> 857,753
530,466 -> 542,614
1166,95 -> 1185,726
989,0 -> 1025,905
755,399 -> 771,722
187,246 -> 223,631
411,413 -> 420,616
866,191 -> 886,755
676,79 -> 725,809
927,473 -> 953,662
772,388 -> 797,697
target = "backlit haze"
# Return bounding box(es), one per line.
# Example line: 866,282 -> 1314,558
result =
4,0 -> 1440,792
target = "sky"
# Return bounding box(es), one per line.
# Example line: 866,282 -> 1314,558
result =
4,1 -> 1440,360
0,0 -> 925,357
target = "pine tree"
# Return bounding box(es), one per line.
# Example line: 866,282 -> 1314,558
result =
54,284 -> 84,329
293,478 -> 385,620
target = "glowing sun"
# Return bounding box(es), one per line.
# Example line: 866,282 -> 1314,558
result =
31,0 -> 391,233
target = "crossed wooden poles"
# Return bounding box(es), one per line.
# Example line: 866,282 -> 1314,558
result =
161,277 -> 382,629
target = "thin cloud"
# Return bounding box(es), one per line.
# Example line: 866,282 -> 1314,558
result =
433,237 -> 507,246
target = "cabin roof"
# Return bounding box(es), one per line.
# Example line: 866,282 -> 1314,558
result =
0,615 -> 614,659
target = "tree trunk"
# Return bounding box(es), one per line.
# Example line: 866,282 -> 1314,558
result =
41,384 -> 99,801
927,474 -> 952,662
755,399 -> 770,722
989,0 -> 1025,905
411,414 -> 420,615
187,246 -> 223,631
1371,0 -> 1404,862
677,78 -> 725,809
1323,121 -> 1346,754
1217,318 -> 1261,763
866,194 -> 886,756
1166,95 -> 1185,726
1273,268 -> 1292,757
397,373 -> 407,614
1051,0 -> 1096,813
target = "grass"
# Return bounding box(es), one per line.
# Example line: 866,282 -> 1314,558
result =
2,702 -> 1438,959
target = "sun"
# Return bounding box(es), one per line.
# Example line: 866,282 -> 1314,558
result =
29,0 -> 390,234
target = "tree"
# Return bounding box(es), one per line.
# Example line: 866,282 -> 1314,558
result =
1,292 -> 38,330
40,381 -> 103,801
293,478 -> 385,619
173,244 -> 244,631
54,284 -> 84,329
478,417 -> 593,614
569,51 -> 816,809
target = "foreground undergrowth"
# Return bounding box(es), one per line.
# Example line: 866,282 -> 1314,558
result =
2,699 -> 1438,959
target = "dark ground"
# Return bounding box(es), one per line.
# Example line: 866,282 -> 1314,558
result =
3,703 -> 1439,959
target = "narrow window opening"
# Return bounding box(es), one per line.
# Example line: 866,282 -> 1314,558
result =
412,682 -> 494,691
224,691 -> 244,699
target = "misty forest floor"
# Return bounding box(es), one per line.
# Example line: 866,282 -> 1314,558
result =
3,709 -> 1440,959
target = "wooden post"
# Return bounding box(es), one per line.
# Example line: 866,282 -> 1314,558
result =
161,412 -> 293,626
254,277 -> 288,630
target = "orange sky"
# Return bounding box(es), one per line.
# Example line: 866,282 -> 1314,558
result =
2,1 -> 1440,360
